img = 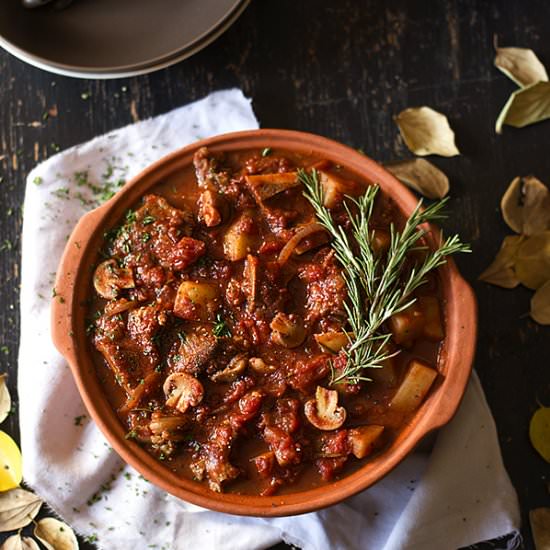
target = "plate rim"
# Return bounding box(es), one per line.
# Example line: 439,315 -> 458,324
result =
0,0 -> 250,79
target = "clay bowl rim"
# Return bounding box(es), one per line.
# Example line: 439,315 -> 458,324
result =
51,128 -> 477,517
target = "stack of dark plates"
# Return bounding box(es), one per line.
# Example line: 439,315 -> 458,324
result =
0,0 -> 250,78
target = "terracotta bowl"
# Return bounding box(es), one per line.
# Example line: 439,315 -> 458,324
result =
51,129 -> 477,517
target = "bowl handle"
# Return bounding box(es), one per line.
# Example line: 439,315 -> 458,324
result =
51,204 -> 109,363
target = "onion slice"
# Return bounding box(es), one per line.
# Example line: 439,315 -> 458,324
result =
278,223 -> 326,265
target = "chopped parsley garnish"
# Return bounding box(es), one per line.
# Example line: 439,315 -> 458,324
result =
261,147 -> 272,157
125,429 -> 137,440
74,415 -> 87,426
213,313 -> 231,338
142,215 -> 156,225
125,209 -> 137,223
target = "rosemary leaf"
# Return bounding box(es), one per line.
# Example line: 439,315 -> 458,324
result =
299,169 -> 470,384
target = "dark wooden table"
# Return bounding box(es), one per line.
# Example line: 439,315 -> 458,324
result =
0,1 -> 548,548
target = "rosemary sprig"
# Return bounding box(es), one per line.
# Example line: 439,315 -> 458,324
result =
299,168 -> 470,385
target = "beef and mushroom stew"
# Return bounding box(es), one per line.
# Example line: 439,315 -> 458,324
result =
88,146 -> 468,496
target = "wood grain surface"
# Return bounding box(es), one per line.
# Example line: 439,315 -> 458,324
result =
0,1 -> 548,548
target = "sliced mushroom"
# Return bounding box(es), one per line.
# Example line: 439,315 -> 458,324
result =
304,386 -> 347,431
149,413 -> 189,441
314,332 -> 351,353
270,312 -> 307,348
93,259 -> 135,299
163,372 -> 204,413
249,357 -> 278,374
245,172 -> 299,202
347,425 -> 384,458
104,298 -> 137,316
211,353 -> 248,383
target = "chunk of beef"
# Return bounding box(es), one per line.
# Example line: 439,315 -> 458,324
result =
287,354 -> 331,394
193,147 -> 229,227
112,194 -> 204,273
298,248 -> 347,323
191,390 -> 264,492
171,326 -> 218,376
260,398 -> 303,467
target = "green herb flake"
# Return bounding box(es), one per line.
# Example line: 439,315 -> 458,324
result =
261,147 -> 272,157
33,176 -> 43,186
125,429 -> 137,440
212,313 -> 232,338
74,414 -> 87,426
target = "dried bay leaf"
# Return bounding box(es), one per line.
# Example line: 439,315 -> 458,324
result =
1,535 -> 40,550
478,235 -> 523,288
34,517 -> 79,550
0,374 -> 11,424
0,488 -> 42,532
385,158 -> 449,199
494,47 -> 548,87
500,175 -> 550,235
530,281 -> 550,325
515,232 -> 550,289
394,106 -> 460,157
496,81 -> 550,133
530,508 -> 550,550
529,407 -> 550,461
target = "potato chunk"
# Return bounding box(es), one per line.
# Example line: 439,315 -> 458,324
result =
93,259 -> 135,299
389,296 -> 444,346
318,170 -> 362,209
173,281 -> 218,321
347,425 -> 384,459
314,332 -> 350,353
390,360 -> 438,413
223,214 -> 255,261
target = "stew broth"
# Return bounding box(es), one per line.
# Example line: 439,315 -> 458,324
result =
88,147 -> 443,496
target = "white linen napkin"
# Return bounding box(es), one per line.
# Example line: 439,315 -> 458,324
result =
18,89 -> 521,550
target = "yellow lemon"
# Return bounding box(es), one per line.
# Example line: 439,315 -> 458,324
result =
0,431 -> 22,491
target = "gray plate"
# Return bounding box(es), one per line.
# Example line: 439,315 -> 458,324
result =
0,0 -> 248,77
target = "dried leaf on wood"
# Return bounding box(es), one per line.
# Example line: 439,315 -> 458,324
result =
385,158 -> 450,199
530,281 -> 550,325
500,175 -> 550,235
478,235 -> 523,288
515,232 -> 550,289
0,488 -> 42,532
34,517 -> 79,550
394,106 -> 460,157
496,81 -> 550,133
0,535 -> 41,550
494,47 -> 548,87
529,507 -> 550,550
